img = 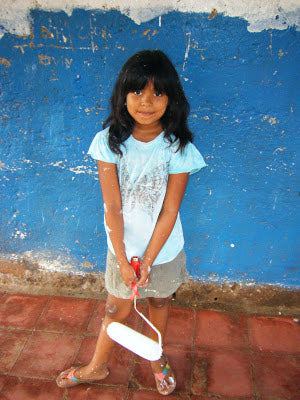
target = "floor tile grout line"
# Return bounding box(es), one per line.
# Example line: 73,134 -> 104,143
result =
70,297 -> 101,369
1,292 -> 51,332
6,372 -> 57,382
25,327 -> 94,336
84,298 -> 102,336
0,375 -> 8,396
6,323 -> 36,377
33,295 -> 100,335
64,332 -> 85,373
193,344 -> 254,353
0,292 -> 8,305
192,307 -> 196,352
31,294 -> 52,332
189,308 -> 197,395
0,293 -> 45,377
193,309 -> 209,397
0,325 -> 33,332
125,351 -> 137,400
246,314 -> 260,400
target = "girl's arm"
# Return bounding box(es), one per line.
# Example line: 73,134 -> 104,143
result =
137,172 -> 189,287
97,160 -> 137,287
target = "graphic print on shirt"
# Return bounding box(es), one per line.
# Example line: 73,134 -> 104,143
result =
119,159 -> 168,219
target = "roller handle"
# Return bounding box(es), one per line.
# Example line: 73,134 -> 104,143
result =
130,257 -> 140,300
130,257 -> 162,349
131,257 -> 140,276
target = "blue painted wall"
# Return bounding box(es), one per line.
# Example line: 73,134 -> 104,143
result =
0,9 -> 299,286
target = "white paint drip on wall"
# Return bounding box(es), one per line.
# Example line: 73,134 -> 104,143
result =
0,250 -> 90,274
0,158 -> 98,179
0,0 -> 299,39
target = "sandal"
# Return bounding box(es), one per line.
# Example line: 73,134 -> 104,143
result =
153,354 -> 176,396
56,365 -> 109,388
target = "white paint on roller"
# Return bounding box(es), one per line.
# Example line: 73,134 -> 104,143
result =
0,0 -> 299,39
107,295 -> 162,360
107,322 -> 163,361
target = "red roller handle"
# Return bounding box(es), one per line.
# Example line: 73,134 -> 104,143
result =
130,257 -> 140,300
131,256 -> 140,276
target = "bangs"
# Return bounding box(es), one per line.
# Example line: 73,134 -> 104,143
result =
123,71 -> 168,94
122,53 -> 171,95
124,74 -> 167,94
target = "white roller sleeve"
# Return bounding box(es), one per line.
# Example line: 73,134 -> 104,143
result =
107,322 -> 163,361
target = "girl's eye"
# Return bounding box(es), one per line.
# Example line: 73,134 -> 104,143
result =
154,92 -> 162,97
134,90 -> 142,95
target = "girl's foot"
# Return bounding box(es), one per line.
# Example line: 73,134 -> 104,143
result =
56,363 -> 109,388
151,354 -> 176,395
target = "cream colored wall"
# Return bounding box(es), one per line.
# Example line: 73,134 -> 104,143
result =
0,0 -> 299,38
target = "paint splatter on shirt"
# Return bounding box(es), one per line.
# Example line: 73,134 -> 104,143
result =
88,128 -> 206,264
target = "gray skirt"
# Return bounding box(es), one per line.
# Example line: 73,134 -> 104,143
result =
105,248 -> 189,299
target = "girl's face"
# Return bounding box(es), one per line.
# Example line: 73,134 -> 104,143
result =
126,81 -> 168,131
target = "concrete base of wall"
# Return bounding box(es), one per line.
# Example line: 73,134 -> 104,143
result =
1,259 -> 299,316
176,281 -> 300,317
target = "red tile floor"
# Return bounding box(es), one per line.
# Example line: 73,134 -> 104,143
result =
0,292 -> 299,399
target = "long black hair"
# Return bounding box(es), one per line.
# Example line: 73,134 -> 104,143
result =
103,50 -> 193,155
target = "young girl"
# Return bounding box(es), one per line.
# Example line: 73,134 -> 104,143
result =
56,49 -> 206,395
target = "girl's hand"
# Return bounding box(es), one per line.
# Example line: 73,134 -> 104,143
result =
119,261 -> 138,288
136,260 -> 151,288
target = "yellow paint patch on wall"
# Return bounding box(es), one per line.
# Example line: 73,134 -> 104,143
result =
209,8 -> 218,20
0,57 -> 11,67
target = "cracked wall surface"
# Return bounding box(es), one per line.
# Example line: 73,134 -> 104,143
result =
1,0 -> 300,37
0,2 -> 299,289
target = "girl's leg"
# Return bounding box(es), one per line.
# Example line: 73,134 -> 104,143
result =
147,297 -> 169,343
57,294 -> 132,385
147,297 -> 176,395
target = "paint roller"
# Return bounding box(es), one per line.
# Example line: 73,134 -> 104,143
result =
107,257 -> 163,361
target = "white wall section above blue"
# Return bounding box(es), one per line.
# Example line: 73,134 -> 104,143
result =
0,0 -> 300,38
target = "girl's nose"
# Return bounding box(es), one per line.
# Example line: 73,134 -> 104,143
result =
141,92 -> 152,105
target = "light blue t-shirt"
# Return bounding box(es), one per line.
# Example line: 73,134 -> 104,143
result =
88,127 -> 207,265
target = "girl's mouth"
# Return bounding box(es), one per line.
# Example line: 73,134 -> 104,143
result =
137,111 -> 154,117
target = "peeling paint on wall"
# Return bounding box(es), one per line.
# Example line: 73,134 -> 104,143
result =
0,0 -> 300,39
0,6 -> 299,287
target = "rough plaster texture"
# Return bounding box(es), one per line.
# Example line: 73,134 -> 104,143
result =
0,5 -> 299,291
1,259 -> 299,316
0,0 -> 300,37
